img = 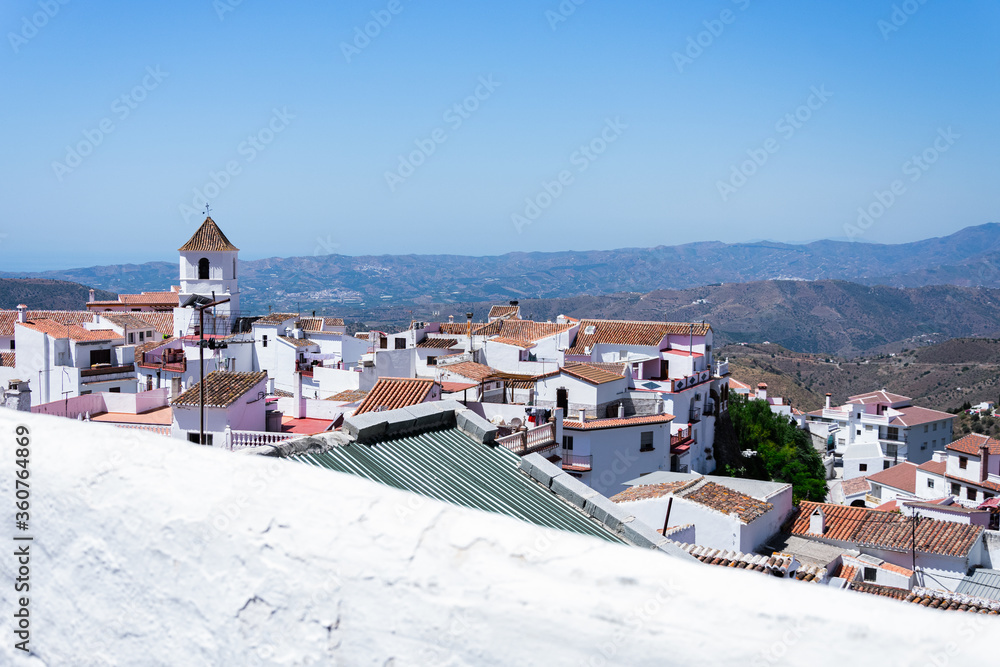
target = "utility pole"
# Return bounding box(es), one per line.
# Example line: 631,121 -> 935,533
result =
186,296 -> 230,447
911,514 -> 919,572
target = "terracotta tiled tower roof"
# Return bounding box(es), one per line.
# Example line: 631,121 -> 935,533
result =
178,217 -> 239,252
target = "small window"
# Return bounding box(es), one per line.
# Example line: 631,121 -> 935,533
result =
380,337 -> 387,349
109,387 -> 120,393
187,432 -> 213,446
863,567 -> 877,582
562,435 -> 574,451
927,479 -> 935,489
262,335 -> 268,348
426,356 -> 437,366
139,331 -> 145,342
640,431 -> 654,452
395,338 -> 406,350
924,425 -> 929,433
968,488 -> 978,501
959,457 -> 968,470
951,483 -> 961,496
128,333 -> 135,344
933,422 -> 938,431
986,493 -> 995,500
198,258 -> 210,280
883,461 -> 891,470
856,429 -> 862,436
859,464 -> 868,472
9,341 -> 13,350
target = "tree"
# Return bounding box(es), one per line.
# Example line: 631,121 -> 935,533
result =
725,394 -> 827,503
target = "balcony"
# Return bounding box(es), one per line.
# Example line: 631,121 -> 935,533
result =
671,427 -> 693,447
561,452 -> 592,471
295,361 -> 316,377
80,363 -> 135,384
138,353 -> 186,373
716,360 -> 729,377
689,407 -> 702,423
496,422 -> 557,456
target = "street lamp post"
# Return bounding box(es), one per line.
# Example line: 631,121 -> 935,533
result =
183,295 -> 230,446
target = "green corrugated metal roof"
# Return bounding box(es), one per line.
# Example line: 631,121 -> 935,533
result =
956,568 -> 1000,602
292,427 -> 623,543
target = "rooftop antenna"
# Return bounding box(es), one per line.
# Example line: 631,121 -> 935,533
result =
204,203 -> 212,218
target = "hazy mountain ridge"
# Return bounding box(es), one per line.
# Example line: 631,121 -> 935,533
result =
0,279 -> 117,310
5,223 -> 1000,310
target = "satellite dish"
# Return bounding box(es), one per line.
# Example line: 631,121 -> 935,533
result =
510,418 -> 522,428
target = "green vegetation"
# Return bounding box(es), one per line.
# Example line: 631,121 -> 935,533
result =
723,394 -> 827,504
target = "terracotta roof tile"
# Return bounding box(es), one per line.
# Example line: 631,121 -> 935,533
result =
538,362 -> 626,385
852,584 -> 1000,614
354,378 -> 438,415
488,336 -> 534,349
127,312 -> 174,336
0,351 -> 14,367
326,389 -> 369,403
171,371 -> 267,408
439,361 -> 498,382
254,313 -> 297,326
947,434 -> 1000,456
866,462 -> 919,495
417,338 -> 458,349
278,335 -> 317,348
563,414 -> 675,430
918,460 -> 948,475
840,477 -> 871,497
612,477 -> 772,524
891,406 -> 954,427
848,390 -> 911,405
18,319 -> 123,343
567,319 -> 710,355
793,501 -> 983,558
438,322 -> 481,336
475,319 -> 575,342
118,291 -> 179,306
488,305 -> 520,319
0,310 -> 96,337
178,216 -> 239,252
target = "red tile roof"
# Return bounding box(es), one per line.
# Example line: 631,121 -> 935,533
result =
866,462 -> 919,495
892,405 -> 953,427
475,319 -> 575,342
563,414 -> 675,430
0,310 -> 96,337
440,381 -> 478,393
488,305 -> 520,320
91,406 -> 173,426
354,378 -> 438,415
325,389 -> 369,403
438,322 -> 480,336
947,433 -> 1000,456
439,361 -> 498,382
119,291 -> 179,306
131,312 -> 174,336
567,319 -> 710,355
833,564 -> 858,581
537,362 -> 626,385
0,351 -> 15,367
178,216 -> 239,252
793,501 -> 983,558
840,476 -> 871,497
280,416 -> 335,435
18,319 -> 123,343
254,313 -> 297,326
611,476 -> 773,524
416,337 -> 459,349
918,460 -> 948,475
278,335 -> 317,348
852,584 -> 1000,613
171,371 -> 268,408
488,336 -> 534,349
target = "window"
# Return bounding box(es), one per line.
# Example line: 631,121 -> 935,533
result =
883,461 -> 891,470
856,429 -> 862,436
139,331 -> 145,342
187,432 -> 213,446
863,567 -> 877,583
562,435 -> 574,450
9,341 -> 13,350
262,335 -> 268,348
380,337 -> 387,349
859,464 -> 868,472
927,479 -> 935,489
886,444 -> 898,458
986,493 -> 995,501
80,390 -> 92,395
886,427 -> 899,440
426,356 -> 437,366
933,422 -> 938,431
198,258 -> 210,279
109,387 -> 120,393
968,488 -> 978,501
959,457 -> 968,470
128,333 -> 135,344
233,258 -> 237,278
395,338 -> 406,350
951,483 -> 961,496
640,431 -> 654,452
924,425 -> 929,433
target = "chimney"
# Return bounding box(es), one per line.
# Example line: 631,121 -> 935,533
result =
267,377 -> 275,395
292,372 -> 304,418
809,508 -> 825,535
448,315 -> 454,324
578,409 -> 586,423
981,441 -> 990,483
88,289 -> 95,303
825,393 -> 832,409
170,376 -> 181,399
617,403 -> 625,418
16,304 -> 27,323
3,379 -> 31,412
757,383 -> 768,401
509,300 -> 518,307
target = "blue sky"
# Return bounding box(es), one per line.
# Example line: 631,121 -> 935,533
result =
1,0 -> 997,271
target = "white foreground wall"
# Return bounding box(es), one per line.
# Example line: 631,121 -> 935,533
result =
1,410 -> 998,666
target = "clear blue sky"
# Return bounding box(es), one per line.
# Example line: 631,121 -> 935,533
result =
1,0 -> 997,271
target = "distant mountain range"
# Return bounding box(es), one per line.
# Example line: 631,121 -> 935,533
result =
0,279 -> 117,311
4,222 -> 1000,311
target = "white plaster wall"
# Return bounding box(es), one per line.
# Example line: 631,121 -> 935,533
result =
576,424 -> 671,497
2,408 -> 998,666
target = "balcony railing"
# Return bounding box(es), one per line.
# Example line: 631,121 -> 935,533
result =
496,422 -> 557,456
80,363 -> 135,383
671,427 -> 692,447
114,423 -> 171,436
139,354 -> 186,373
295,361 -> 315,377
226,429 -> 297,451
716,360 -> 729,377
561,452 -> 592,471
689,407 -> 702,423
